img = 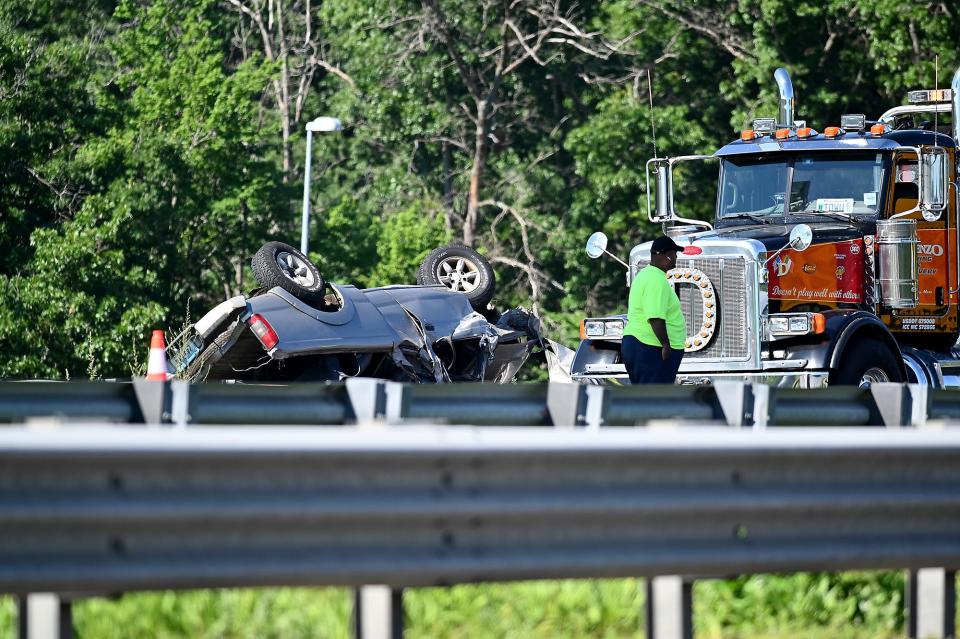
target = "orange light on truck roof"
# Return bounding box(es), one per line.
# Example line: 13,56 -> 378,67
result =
741,130 -> 759,141
775,128 -> 792,140
823,126 -> 842,138
796,127 -> 814,138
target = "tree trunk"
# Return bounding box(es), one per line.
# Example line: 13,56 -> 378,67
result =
463,99 -> 489,246
277,67 -> 292,177
441,140 -> 454,233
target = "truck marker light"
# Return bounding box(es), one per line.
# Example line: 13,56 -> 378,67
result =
248,314 -> 279,350
823,126 -> 843,138
796,127 -> 814,138
775,128 -> 792,139
741,130 -> 759,141
811,313 -> 826,334
869,123 -> 886,135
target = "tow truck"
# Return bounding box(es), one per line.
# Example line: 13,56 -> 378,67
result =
573,66 -> 960,387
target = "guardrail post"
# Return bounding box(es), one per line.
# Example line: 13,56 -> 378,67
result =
907,384 -> 929,428
645,576 -> 693,639
907,568 -> 956,639
712,381 -> 751,427
750,384 -> 770,429
17,594 -> 72,639
131,378 -> 191,426
345,378 -> 388,422
353,585 -> 403,639
545,382 -> 590,427
869,383 -> 917,427
583,385 -> 607,429
383,382 -> 409,424
131,378 -> 173,424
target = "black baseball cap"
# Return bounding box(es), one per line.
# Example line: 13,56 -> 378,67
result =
651,235 -> 684,254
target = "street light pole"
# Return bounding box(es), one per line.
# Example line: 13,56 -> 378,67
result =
300,116 -> 343,254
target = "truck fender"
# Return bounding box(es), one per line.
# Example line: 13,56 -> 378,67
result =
823,310 -> 906,379
570,337 -> 622,376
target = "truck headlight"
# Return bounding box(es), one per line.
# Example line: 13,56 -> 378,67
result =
580,318 -> 626,339
768,312 -> 826,338
769,316 -> 790,334
604,319 -> 624,337
583,320 -> 605,337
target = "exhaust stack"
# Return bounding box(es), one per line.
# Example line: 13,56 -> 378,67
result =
952,66 -> 960,143
775,67 -> 795,128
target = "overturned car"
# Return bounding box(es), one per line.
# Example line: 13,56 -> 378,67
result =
167,241 -> 545,383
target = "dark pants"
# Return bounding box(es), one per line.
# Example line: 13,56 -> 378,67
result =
621,335 -> 684,384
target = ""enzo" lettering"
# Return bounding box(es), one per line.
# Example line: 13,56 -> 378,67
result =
918,243 -> 944,256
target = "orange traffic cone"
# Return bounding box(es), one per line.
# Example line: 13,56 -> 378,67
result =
146,329 -> 170,381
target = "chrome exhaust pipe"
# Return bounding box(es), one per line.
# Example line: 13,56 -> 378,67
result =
775,67 -> 794,128
952,66 -> 960,144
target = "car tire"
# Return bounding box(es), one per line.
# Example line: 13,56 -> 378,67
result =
417,243 -> 496,311
829,338 -> 903,387
251,241 -> 326,305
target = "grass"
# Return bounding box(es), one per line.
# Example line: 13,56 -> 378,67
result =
2,572 -> 957,638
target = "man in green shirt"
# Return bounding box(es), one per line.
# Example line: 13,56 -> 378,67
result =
621,235 -> 687,384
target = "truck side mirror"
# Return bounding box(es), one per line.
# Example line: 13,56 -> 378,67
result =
789,224 -> 813,251
655,164 -> 673,222
585,232 -> 608,259
920,147 -> 948,219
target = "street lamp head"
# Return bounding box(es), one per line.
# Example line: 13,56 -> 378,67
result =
306,116 -> 343,132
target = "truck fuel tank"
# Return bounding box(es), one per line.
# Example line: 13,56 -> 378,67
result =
876,219 -> 918,308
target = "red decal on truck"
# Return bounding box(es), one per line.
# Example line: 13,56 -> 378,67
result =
768,239 -> 864,303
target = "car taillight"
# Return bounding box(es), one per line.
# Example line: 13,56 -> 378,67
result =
248,314 -> 279,350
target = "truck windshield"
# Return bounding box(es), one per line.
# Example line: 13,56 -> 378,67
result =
719,152 -> 886,221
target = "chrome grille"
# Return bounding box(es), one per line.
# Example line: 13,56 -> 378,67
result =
634,257 -> 750,360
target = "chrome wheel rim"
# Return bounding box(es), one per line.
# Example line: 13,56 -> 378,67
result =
859,366 -> 891,389
436,257 -> 480,293
275,251 -> 316,288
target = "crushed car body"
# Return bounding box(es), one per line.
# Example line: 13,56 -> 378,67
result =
168,242 -> 545,383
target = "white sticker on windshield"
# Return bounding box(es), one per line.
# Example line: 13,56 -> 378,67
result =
815,198 -> 854,214
863,192 -> 877,206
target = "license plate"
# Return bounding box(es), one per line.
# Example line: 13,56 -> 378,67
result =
171,333 -> 204,373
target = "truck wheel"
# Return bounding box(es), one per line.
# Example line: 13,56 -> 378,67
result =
251,241 -> 326,306
829,338 -> 903,387
417,244 -> 495,311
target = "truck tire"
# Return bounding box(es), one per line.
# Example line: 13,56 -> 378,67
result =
251,241 -> 326,306
417,244 -> 495,311
829,338 -> 904,387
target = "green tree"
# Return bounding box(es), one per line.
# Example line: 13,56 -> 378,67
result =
0,0 -> 286,378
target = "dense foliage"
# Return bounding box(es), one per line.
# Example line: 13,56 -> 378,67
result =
1,571 -> 937,637
2,0 -> 958,377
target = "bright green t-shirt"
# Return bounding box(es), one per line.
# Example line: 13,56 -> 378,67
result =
623,264 -> 687,349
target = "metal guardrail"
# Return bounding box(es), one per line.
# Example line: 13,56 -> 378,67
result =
0,378 -> 951,428
1,425 -> 960,594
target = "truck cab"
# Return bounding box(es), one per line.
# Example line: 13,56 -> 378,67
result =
573,67 -> 960,388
